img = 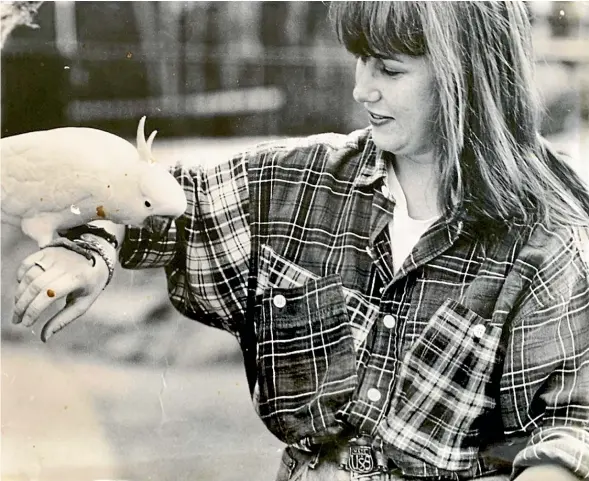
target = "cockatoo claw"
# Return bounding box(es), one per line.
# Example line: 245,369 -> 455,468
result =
45,237 -> 96,263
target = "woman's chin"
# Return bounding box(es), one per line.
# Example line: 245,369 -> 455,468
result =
371,133 -> 400,154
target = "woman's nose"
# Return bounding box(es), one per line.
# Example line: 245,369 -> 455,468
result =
353,58 -> 381,104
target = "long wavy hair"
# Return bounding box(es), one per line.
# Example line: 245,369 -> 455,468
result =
330,1 -> 589,228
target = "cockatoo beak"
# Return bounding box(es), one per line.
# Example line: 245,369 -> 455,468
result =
143,214 -> 173,236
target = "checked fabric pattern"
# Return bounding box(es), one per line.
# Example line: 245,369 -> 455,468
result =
378,299 -> 502,471
119,129 -> 589,479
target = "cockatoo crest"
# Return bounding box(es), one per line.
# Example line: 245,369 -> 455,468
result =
136,116 -> 157,164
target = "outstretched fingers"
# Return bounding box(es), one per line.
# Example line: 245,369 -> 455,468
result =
14,244 -> 112,340
41,294 -> 96,342
16,250 -> 49,282
15,273 -> 82,328
13,267 -> 62,325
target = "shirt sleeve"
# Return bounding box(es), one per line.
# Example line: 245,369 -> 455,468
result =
119,154 -> 252,335
504,226 -> 589,479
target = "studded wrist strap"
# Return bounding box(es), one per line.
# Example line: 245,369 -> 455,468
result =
73,238 -> 116,287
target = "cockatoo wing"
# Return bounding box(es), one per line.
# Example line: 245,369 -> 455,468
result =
1,128 -> 136,220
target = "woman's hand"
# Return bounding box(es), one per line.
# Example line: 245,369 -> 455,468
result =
13,246 -> 110,342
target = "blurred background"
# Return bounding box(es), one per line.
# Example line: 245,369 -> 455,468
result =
1,2 -> 589,480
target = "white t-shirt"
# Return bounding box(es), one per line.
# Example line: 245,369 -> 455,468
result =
386,166 -> 439,274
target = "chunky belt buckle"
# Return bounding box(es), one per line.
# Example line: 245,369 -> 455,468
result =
347,435 -> 376,474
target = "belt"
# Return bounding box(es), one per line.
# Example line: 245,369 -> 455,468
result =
336,434 -> 388,474
288,434 -> 516,480
293,434 -> 400,476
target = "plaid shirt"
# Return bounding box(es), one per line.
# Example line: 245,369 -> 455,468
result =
120,129 -> 589,479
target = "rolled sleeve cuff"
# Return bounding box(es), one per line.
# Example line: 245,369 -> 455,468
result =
119,222 -> 178,269
512,426 -> 589,479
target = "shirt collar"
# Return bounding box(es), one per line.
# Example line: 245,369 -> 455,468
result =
352,130 -> 388,189
351,129 -> 464,237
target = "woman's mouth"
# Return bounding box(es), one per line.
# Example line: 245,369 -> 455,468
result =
367,111 -> 394,126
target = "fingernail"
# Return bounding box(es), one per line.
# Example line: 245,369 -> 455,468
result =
12,314 -> 21,324
21,316 -> 31,327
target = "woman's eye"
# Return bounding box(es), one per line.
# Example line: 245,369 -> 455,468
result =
354,54 -> 401,77
377,62 -> 401,77
382,69 -> 401,77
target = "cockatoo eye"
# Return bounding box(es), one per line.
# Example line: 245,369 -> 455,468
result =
145,200 -> 152,208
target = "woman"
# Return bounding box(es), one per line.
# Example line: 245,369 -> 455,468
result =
13,2 -> 589,480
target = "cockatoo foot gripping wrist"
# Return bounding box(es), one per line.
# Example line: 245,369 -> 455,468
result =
73,238 -> 115,287
61,224 -> 119,249
43,237 -> 115,287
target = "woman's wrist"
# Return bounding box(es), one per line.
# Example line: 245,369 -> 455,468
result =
41,231 -> 118,288
75,234 -> 117,287
62,222 -> 124,286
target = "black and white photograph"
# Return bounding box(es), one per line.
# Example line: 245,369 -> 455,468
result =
2,2 -> 589,480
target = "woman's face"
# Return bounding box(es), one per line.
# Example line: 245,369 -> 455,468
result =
353,53 -> 437,160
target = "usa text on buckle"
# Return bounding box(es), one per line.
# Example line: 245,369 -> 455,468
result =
344,435 -> 387,474
349,444 -> 375,473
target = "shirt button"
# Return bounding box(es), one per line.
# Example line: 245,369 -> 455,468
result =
472,324 -> 486,339
367,388 -> 382,402
273,294 -> 287,308
383,315 -> 396,329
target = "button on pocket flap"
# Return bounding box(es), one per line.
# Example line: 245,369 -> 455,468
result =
256,244 -> 379,351
405,299 -> 502,370
398,299 -> 503,405
263,274 -> 348,329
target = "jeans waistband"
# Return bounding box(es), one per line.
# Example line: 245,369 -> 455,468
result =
284,433 -> 517,481
281,446 -> 511,481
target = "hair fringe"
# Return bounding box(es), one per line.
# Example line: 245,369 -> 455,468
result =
330,1 -> 589,230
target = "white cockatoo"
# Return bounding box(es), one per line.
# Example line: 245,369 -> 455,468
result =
1,116 -> 187,251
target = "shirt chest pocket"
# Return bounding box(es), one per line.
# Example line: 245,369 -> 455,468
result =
380,298 -> 504,473
254,245 -> 358,444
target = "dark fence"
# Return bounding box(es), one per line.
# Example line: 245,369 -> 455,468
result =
1,1 -> 359,138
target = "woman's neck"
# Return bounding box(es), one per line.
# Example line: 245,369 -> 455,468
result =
391,153 -> 441,220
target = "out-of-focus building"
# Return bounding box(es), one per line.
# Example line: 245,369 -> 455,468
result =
1,1 -> 358,138
1,1 -> 588,139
